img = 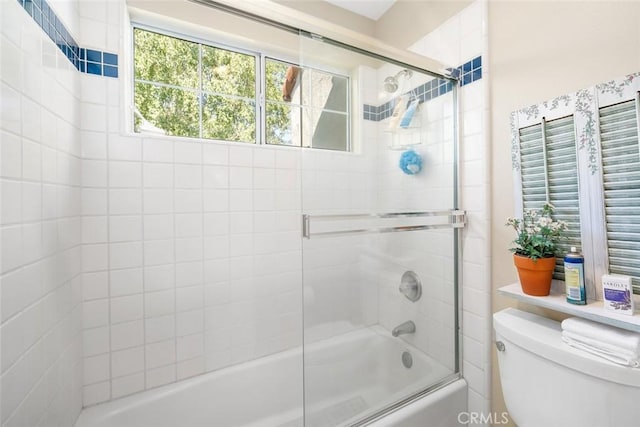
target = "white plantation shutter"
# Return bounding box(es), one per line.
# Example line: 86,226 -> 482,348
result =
518,115 -> 582,280
599,99 -> 640,293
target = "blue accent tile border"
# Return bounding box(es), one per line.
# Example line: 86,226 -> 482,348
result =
17,0 -> 118,78
363,56 -> 482,122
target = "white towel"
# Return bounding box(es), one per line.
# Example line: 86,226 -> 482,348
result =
561,317 -> 640,367
561,317 -> 640,354
562,331 -> 640,367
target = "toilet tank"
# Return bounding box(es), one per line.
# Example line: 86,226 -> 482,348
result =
493,308 -> 640,427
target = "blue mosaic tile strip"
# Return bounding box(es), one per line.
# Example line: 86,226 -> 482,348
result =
17,0 -> 118,78
363,55 -> 482,121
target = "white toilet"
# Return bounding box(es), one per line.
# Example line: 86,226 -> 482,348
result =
494,308 -> 640,427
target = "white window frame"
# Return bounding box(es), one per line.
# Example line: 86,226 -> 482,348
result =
131,23 -> 352,151
511,71 -> 640,300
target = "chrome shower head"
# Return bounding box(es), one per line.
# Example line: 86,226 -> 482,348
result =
383,69 -> 413,93
383,76 -> 399,92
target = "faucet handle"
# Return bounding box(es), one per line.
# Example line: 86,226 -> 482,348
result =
399,271 -> 422,302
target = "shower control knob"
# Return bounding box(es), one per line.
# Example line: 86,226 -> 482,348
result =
399,271 -> 422,302
496,341 -> 505,352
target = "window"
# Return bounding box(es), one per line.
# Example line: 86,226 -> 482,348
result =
511,73 -> 640,296
265,59 -> 349,150
133,27 -> 350,151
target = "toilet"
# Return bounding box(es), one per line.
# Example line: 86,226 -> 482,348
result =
493,308 -> 640,427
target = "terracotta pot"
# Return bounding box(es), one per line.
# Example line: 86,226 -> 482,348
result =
513,254 -> 556,296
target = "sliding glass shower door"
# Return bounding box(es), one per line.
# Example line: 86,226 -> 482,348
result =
298,33 -> 462,426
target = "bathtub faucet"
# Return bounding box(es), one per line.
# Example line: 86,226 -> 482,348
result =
392,321 -> 416,337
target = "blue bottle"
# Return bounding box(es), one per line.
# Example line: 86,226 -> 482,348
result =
564,247 -> 586,305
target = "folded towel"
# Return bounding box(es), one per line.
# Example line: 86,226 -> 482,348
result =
562,333 -> 640,367
562,331 -> 640,367
561,317 -> 640,354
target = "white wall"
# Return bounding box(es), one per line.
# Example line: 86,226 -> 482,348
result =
489,1 -> 640,424
0,1 -> 84,425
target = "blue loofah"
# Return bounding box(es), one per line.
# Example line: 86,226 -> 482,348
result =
399,149 -> 423,175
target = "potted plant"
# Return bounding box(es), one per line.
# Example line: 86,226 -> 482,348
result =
506,203 -> 568,296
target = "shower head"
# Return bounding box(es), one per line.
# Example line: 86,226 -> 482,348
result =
383,69 -> 413,93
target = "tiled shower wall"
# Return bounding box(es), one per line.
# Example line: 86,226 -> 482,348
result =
374,86 -> 458,372
4,0 -> 488,419
0,1 -> 84,426
78,1 -> 380,405
408,0 -> 492,419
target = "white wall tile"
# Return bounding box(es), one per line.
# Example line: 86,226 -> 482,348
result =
144,264 -> 175,292
145,339 -> 176,369
83,299 -> 109,329
83,354 -> 110,385
81,131 -> 107,159
175,238 -> 202,263
202,144 -> 228,165
175,261 -> 203,287
143,138 -> 173,163
82,244 -> 108,272
143,163 -> 173,188
144,290 -> 175,318
110,241 -> 143,270
145,364 -> 176,389
144,239 -> 174,266
176,287 -> 204,314
83,326 -> 110,357
111,372 -> 144,399
82,188 -> 108,215
83,381 -> 110,406
111,320 -> 144,351
203,165 -> 228,188
229,167 -> 253,189
144,214 -> 174,240
174,141 -> 201,164
109,216 -> 142,242
22,139 -> 41,181
203,189 -> 229,212
175,164 -> 202,189
228,146 -> 252,166
111,346 -> 144,378
109,135 -> 141,161
110,189 -> 142,215
1,180 -> 22,224
1,131 -> 22,179
83,272 -> 109,301
82,160 -> 108,188
110,267 -> 143,297
174,189 -> 202,213
177,333 -> 204,361
145,315 -> 175,344
177,356 -> 204,380
109,161 -> 142,188
143,189 -> 173,214
82,216 -> 108,244
110,294 -> 143,324
175,213 -> 202,238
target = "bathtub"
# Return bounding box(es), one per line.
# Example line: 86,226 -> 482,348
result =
75,326 -> 466,427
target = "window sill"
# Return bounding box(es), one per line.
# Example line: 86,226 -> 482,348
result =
497,282 -> 640,333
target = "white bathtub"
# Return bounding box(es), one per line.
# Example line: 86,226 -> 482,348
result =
75,327 -> 466,427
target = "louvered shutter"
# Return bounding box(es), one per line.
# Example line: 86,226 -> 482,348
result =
599,100 -> 640,293
518,115 -> 582,280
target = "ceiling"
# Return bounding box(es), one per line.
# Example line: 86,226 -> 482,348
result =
324,0 -> 396,21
